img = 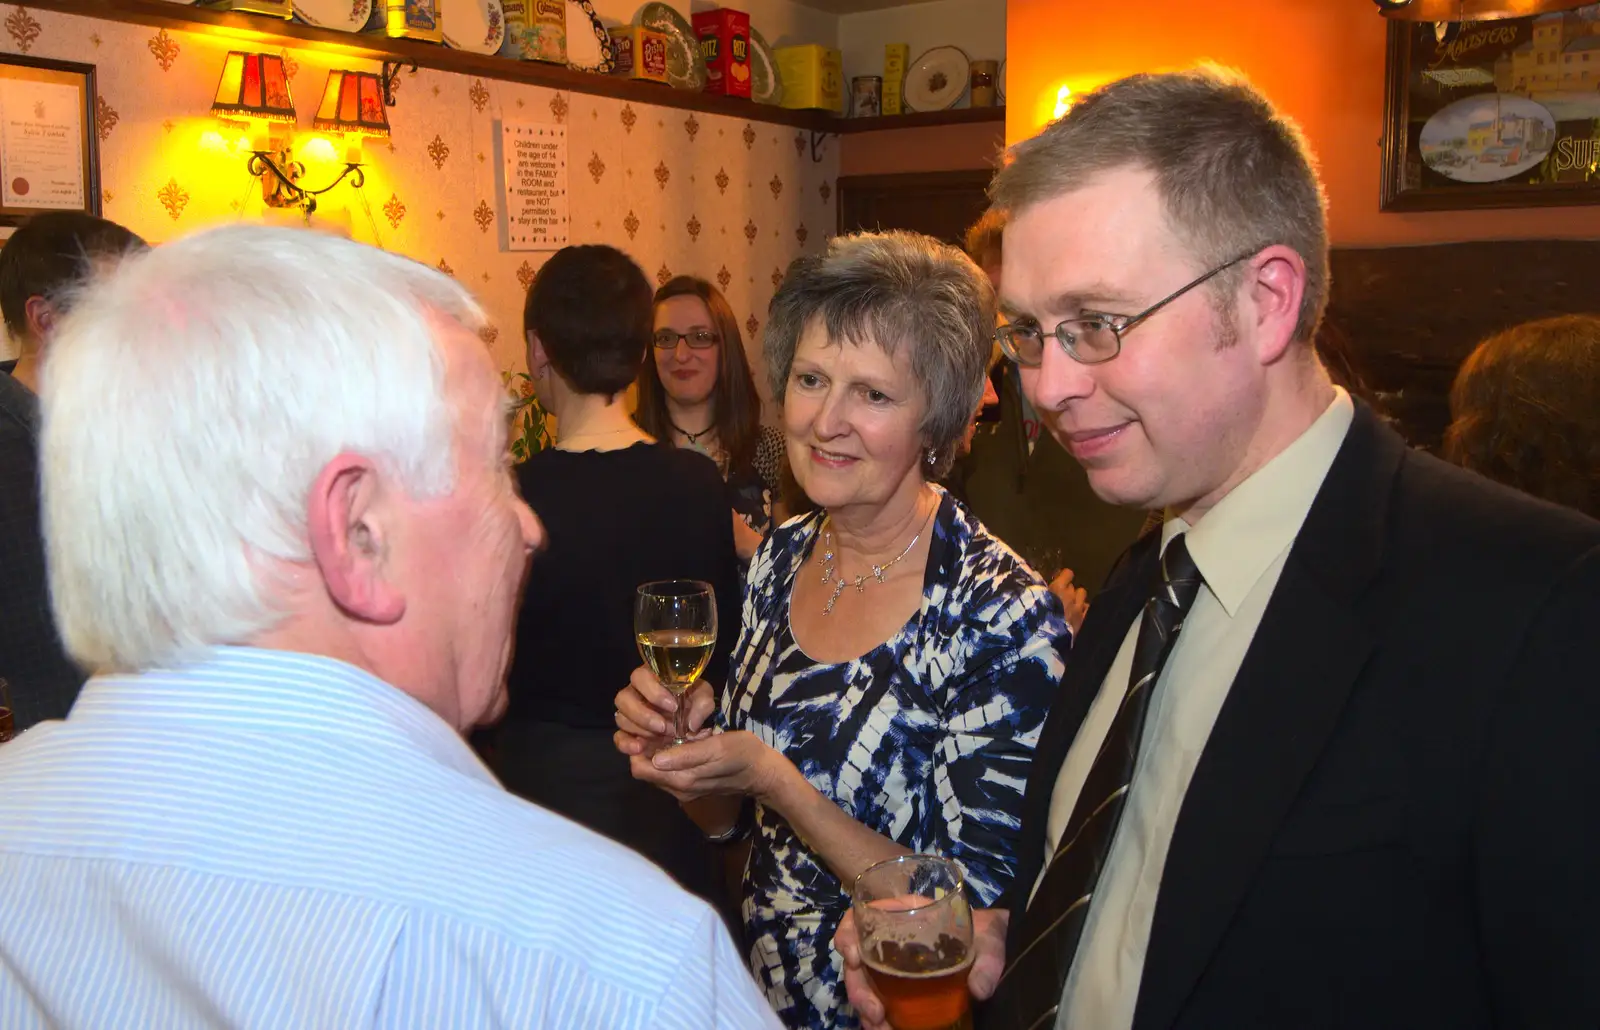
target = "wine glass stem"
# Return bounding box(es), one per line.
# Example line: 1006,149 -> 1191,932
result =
674,690 -> 692,745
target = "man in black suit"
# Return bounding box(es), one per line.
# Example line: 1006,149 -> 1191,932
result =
0,212 -> 145,732
839,67 -> 1600,1029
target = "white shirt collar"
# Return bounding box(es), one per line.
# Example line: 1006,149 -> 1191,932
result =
1163,388 -> 1355,617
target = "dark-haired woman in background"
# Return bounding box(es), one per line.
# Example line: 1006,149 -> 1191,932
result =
493,246 -> 742,917
636,277 -> 789,561
1444,313 -> 1599,520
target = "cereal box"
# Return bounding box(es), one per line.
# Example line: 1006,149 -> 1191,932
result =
692,8 -> 752,99
609,24 -> 670,84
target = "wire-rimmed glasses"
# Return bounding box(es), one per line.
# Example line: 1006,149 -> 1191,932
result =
994,251 -> 1258,368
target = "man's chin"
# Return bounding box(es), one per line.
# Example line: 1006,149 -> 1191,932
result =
1083,468 -> 1159,511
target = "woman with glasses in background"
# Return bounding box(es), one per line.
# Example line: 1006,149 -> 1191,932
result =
635,277 -> 789,561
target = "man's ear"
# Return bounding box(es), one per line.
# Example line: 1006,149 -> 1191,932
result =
24,296 -> 58,344
306,453 -> 406,625
1242,244 -> 1308,367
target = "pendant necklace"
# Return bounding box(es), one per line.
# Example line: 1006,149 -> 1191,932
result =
817,501 -> 936,616
669,420 -> 716,446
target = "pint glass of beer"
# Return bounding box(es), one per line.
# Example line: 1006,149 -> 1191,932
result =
851,854 -> 975,1030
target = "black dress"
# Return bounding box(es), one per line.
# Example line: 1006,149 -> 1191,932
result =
493,442 -> 742,918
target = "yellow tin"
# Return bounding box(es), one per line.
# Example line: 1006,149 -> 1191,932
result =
374,0 -> 442,43
882,78 -> 903,116
775,44 -> 843,112
884,43 -> 909,78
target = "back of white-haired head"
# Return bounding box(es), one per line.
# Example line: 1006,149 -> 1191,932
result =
41,224 -> 486,673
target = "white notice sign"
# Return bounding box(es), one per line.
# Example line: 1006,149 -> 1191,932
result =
500,121 -> 568,251
0,78 -> 85,211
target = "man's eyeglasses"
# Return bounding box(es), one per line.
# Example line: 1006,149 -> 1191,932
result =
653,329 -> 721,350
994,251 -> 1259,368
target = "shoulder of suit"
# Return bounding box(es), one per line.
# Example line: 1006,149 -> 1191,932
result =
1388,444 -> 1600,582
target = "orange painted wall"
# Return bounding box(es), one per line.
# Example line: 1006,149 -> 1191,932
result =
1005,0 -> 1600,246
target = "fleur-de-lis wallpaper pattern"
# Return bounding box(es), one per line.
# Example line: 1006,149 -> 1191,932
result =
0,4 -> 838,391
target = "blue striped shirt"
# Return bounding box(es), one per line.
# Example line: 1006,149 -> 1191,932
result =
0,647 -> 781,1029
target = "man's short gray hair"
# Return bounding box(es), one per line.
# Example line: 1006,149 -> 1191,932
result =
765,230 -> 993,477
991,65 -> 1330,343
41,224 -> 486,674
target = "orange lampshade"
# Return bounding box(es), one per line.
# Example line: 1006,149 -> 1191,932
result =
210,51 -> 296,124
312,71 -> 391,139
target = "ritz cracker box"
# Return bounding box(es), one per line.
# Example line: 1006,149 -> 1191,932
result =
692,8 -> 752,99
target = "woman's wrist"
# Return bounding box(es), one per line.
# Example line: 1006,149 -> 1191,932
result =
756,752 -> 809,816
704,796 -> 755,843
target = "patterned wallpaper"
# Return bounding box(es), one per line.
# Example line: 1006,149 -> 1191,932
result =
0,4 -> 838,389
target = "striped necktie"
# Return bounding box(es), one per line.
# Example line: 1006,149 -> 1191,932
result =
983,533 -> 1204,1030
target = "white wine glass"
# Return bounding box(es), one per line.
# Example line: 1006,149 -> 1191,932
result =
634,580 -> 718,747
852,854 -> 976,1030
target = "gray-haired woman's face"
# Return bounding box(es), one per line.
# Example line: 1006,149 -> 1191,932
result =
783,319 -> 928,513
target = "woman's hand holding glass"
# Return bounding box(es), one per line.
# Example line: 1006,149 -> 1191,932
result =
614,666 -> 717,758
614,668 -> 789,807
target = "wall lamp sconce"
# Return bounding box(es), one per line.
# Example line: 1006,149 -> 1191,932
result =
211,53 -> 389,216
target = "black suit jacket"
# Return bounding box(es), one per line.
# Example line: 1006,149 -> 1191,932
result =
0,364 -> 84,731
996,403 -> 1600,1030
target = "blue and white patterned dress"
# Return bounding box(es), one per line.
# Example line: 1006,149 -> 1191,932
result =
722,487 -> 1068,1029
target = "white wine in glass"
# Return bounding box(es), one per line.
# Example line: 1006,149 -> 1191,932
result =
634,580 -> 718,746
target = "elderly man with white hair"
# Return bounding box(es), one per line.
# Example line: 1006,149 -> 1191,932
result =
0,225 -> 780,1030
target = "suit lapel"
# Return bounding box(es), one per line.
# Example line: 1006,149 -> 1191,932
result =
1130,404 -> 1404,1030
1008,531 -> 1157,937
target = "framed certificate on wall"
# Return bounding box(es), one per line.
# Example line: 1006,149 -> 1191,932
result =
0,54 -> 99,227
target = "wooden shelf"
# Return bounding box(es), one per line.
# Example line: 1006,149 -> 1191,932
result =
26,0 -> 1008,136
25,0 -> 841,130
834,106 -> 1005,134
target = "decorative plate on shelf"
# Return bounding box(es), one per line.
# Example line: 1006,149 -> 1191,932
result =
750,26 -> 782,106
638,2 -> 705,91
295,0 -> 372,32
566,0 -> 614,74
905,45 -> 969,112
997,58 -> 1006,104
442,0 -> 505,55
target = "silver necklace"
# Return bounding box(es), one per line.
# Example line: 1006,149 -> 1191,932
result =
817,504 -> 935,616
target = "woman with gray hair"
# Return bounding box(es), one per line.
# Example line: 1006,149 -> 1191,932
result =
614,231 -> 1067,1028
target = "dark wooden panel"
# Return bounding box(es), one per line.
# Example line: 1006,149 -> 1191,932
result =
837,170 -> 993,247
1327,239 -> 1600,450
